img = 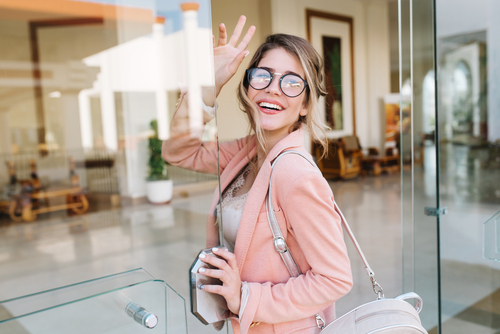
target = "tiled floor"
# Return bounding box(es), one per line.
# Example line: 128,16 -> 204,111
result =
0,167 -> 499,333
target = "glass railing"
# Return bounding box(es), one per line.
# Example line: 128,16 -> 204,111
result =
0,268 -> 187,334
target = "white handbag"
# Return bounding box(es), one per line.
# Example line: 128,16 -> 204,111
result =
266,151 -> 428,334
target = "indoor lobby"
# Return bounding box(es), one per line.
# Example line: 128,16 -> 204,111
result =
0,0 -> 499,333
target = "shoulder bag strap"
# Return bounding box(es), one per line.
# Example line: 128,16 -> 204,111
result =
265,150 -> 384,299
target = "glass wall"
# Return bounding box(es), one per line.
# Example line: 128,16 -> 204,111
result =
0,1 -> 219,333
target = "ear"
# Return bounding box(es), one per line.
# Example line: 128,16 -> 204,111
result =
299,96 -> 309,116
299,105 -> 308,117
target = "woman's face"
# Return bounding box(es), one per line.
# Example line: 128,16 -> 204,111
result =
247,48 -> 308,140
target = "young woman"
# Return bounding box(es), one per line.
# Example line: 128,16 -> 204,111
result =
163,16 -> 352,334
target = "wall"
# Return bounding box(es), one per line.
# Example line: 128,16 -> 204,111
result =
271,0 -> 391,151
211,0 -> 391,151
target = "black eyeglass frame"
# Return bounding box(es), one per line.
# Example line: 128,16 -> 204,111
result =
245,67 -> 309,98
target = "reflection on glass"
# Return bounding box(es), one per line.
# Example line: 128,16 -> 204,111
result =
451,60 -> 473,136
422,70 -> 435,134
0,0 -> 217,219
484,210 -> 500,261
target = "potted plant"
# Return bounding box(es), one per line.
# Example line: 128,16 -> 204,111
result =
146,120 -> 173,204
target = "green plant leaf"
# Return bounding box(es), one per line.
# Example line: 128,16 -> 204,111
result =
147,119 -> 169,180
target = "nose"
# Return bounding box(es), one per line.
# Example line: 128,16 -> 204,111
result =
265,74 -> 282,96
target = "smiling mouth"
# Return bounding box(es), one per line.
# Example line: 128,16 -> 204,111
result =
258,102 -> 283,113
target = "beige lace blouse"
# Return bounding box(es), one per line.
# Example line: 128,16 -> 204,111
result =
216,163 -> 252,319
218,163 -> 252,252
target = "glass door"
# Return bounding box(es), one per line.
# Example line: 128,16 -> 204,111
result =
401,0 -> 500,333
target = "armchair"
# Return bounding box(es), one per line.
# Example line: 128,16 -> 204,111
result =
314,135 -> 363,180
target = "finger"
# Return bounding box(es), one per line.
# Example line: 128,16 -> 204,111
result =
198,267 -> 228,281
228,50 -> 250,75
199,253 -> 230,271
212,34 -> 215,48
212,247 -> 238,270
236,25 -> 256,51
199,284 -> 224,296
228,15 -> 246,46
218,23 -> 227,46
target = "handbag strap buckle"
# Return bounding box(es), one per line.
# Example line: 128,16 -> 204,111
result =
273,237 -> 287,253
370,275 -> 385,299
315,314 -> 325,329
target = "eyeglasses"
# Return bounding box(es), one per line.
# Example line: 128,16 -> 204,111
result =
245,67 -> 308,98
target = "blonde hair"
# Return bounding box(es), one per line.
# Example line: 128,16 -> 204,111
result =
237,34 -> 329,158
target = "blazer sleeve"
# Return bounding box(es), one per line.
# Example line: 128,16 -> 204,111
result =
162,131 -> 250,175
240,166 -> 353,330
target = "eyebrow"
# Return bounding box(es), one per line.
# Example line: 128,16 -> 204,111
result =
260,66 -> 303,78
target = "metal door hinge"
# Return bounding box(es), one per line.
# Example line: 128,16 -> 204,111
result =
424,207 -> 448,217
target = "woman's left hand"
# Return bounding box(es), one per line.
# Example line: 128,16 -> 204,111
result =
199,247 -> 242,315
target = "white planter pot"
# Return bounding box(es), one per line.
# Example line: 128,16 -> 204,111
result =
146,180 -> 173,204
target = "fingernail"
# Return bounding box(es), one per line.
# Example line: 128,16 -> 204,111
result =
212,247 -> 219,253
244,51 -> 250,58
199,253 -> 206,259
199,267 -> 206,273
198,284 -> 204,290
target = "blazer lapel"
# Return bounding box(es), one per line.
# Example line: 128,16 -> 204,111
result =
233,159 -> 272,271
233,128 -> 305,272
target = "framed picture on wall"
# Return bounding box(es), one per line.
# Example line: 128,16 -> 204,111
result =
306,9 -> 355,137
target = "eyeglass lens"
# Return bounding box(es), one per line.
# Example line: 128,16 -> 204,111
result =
248,68 -> 306,97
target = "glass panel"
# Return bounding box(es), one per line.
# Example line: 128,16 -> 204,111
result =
436,1 -> 500,332
400,0 -> 440,331
0,270 -> 187,333
0,268 -> 154,318
484,210 -> 500,262
0,0 -> 216,332
399,0 -> 414,297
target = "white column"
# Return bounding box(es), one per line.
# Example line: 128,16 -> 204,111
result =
153,17 -> 170,140
61,92 -> 83,150
181,3 -> 203,132
78,89 -> 95,150
0,111 -> 12,154
100,52 -> 118,151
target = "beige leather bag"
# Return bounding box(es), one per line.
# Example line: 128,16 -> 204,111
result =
266,151 -> 428,334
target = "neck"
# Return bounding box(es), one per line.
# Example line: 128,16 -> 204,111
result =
256,128 -> 291,170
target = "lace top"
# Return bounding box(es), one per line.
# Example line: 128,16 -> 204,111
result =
218,163 -> 252,252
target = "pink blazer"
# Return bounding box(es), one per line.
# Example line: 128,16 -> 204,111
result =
163,128 -> 352,334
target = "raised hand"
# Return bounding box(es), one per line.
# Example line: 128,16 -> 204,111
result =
213,15 -> 256,97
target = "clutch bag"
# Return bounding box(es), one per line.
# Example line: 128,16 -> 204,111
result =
189,247 -> 229,325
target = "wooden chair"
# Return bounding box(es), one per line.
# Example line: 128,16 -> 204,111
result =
0,162 -> 16,217
362,147 -> 400,175
314,135 -> 363,180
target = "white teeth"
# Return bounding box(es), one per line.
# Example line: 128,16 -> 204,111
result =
259,102 -> 282,110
